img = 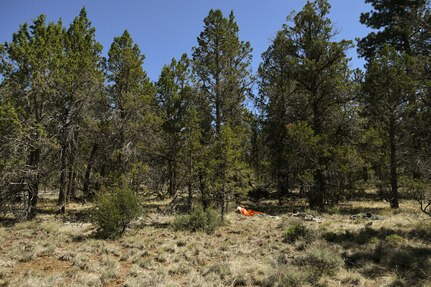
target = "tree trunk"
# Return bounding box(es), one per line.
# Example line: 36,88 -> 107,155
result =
199,172 -> 208,209
167,159 -> 177,197
58,142 -> 67,206
220,184 -> 225,219
67,129 -> 80,200
26,148 -> 40,220
187,156 -> 193,212
66,167 -> 76,200
389,118 -> 399,208
310,167 -> 325,210
83,143 -> 98,199
310,99 -> 325,210
278,174 -> 289,205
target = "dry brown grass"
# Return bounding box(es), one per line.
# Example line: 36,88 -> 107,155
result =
0,196 -> 430,286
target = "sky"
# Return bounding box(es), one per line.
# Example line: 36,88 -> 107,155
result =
0,1 -> 372,81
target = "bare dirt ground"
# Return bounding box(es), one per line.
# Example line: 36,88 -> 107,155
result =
0,194 -> 430,287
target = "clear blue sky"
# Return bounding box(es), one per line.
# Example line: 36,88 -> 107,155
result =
0,0 -> 372,81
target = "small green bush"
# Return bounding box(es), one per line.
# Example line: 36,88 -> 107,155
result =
173,207 -> 222,234
282,220 -> 310,243
91,187 -> 142,239
301,242 -> 344,277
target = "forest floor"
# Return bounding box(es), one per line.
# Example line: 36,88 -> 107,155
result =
0,192 -> 430,287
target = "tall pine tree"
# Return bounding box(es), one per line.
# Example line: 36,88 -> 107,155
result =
192,10 -> 252,215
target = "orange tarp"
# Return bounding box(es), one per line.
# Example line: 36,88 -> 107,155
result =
237,206 -> 265,217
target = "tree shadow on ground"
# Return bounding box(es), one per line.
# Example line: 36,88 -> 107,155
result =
0,217 -> 20,227
337,206 -> 387,216
324,226 -> 431,286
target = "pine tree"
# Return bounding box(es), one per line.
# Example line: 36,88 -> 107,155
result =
258,31 -> 295,201
156,54 -> 191,197
359,0 -> 431,208
362,46 -> 418,208
192,9 -> 252,215
358,0 -> 431,59
107,30 -> 156,185
259,0 -> 357,209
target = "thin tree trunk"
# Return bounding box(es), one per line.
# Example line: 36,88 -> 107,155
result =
66,166 -> 75,200
199,172 -> 208,209
167,159 -> 176,197
83,143 -> 98,199
220,184 -> 225,219
58,142 -> 67,206
389,117 -> 399,208
67,129 -> 80,200
26,148 -> 40,220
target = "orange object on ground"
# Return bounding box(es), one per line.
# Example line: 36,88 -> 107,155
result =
237,206 -> 265,216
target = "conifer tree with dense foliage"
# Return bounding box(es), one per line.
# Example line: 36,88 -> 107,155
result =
359,0 -> 431,209
0,15 -> 65,219
362,46 -> 419,208
156,54 -> 192,197
107,30 -> 156,188
192,9 -> 253,215
259,0 -> 360,209
57,7 -> 105,206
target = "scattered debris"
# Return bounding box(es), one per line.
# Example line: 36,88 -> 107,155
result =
292,212 -> 322,223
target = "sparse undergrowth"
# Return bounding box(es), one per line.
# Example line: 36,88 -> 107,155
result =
172,207 -> 223,234
0,198 -> 429,287
282,219 -> 312,243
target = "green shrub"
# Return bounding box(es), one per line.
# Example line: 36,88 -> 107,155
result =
91,187 -> 142,239
301,242 -> 344,277
173,207 -> 222,234
282,220 -> 310,243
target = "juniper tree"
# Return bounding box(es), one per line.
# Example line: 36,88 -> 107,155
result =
0,16 -> 64,218
57,7 -> 104,205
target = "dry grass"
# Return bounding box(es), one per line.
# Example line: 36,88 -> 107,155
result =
0,196 -> 430,287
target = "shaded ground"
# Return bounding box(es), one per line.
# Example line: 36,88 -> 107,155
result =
0,196 -> 430,287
